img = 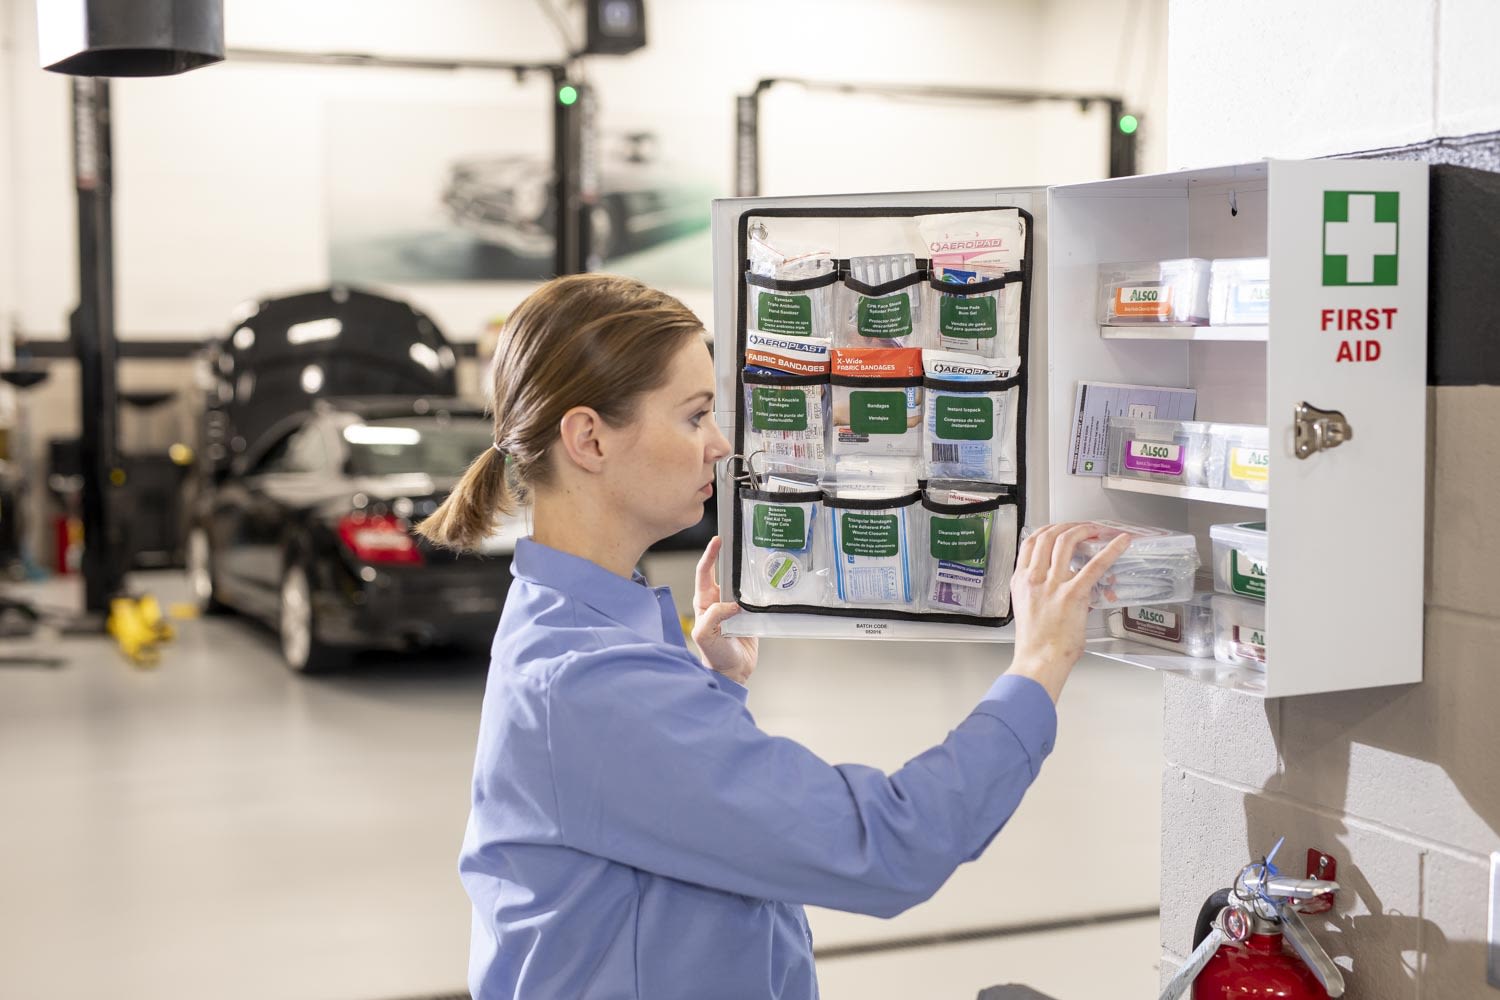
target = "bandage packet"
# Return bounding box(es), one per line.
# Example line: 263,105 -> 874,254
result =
739,485 -> 828,608
827,488 -> 919,608
918,210 -> 1027,359
918,485 -> 1018,619
1028,520 -> 1199,610
921,351 -> 1021,485
830,348 -> 923,462
837,254 -> 926,349
743,367 -> 828,477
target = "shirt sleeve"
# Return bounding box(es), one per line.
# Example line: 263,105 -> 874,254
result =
545,646 -> 1056,919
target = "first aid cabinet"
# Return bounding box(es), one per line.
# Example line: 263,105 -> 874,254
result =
711,159 -> 1428,698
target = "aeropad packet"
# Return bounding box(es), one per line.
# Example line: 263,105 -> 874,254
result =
918,209 -> 1026,358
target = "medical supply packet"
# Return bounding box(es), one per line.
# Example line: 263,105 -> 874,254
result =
1065,520 -> 1200,609
921,351 -> 1021,485
918,209 -> 1026,359
918,485 -> 1017,618
830,348 -> 924,461
826,487 -> 920,608
742,366 -> 827,477
837,254 -> 926,348
739,482 -> 828,607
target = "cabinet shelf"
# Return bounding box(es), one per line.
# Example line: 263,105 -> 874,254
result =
1101,475 -> 1268,509
1084,636 -> 1270,694
724,611 -> 1014,643
1099,324 -> 1268,342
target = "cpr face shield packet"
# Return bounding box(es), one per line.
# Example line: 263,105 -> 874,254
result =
919,209 -> 1026,359
830,348 -> 924,461
827,489 -> 920,608
921,351 -> 1020,485
738,485 -> 828,607
836,254 -> 927,349
918,487 -> 1018,619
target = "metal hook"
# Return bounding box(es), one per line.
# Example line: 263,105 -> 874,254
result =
1229,190 -> 1239,217
748,221 -> 769,241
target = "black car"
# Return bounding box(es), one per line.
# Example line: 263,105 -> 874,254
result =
187,396 -> 525,672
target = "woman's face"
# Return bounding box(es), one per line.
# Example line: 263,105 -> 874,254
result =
605,336 -> 731,544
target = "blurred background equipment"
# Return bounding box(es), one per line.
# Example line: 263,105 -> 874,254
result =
37,0 -> 225,77
582,0 -> 648,56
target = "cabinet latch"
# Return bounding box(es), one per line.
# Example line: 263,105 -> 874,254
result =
1294,402 -> 1353,459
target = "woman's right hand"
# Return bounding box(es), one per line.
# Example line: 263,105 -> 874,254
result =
1006,522 -> 1132,703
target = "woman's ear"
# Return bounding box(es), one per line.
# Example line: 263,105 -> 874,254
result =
556,406 -> 607,474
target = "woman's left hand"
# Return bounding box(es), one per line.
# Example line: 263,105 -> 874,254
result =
691,536 -> 759,686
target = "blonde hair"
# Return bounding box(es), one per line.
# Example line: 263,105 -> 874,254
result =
415,274 -> 703,551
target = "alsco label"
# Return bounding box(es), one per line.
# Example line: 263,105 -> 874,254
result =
1230,549 -> 1267,599
1124,439 -> 1185,476
1232,625 -> 1267,662
1113,284 -> 1173,318
1122,605 -> 1182,643
1229,447 -> 1270,483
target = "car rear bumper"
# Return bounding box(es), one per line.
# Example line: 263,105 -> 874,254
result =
314,558 -> 510,650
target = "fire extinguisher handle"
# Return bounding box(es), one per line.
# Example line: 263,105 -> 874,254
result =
1278,903 -> 1346,997
1156,926 -> 1227,1000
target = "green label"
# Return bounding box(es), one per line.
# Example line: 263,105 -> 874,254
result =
934,395 -> 993,441
751,386 -> 809,431
756,292 -> 813,336
930,516 -> 990,563
938,295 -> 998,339
856,294 -> 913,339
752,504 -> 806,549
1230,549 -> 1267,599
849,390 -> 908,435
840,513 -> 899,558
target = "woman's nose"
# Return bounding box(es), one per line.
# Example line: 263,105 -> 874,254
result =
708,422 -> 732,461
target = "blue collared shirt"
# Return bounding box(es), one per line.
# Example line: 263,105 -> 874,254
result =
461,537 -> 1058,1000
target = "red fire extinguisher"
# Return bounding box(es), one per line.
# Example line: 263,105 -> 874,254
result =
1159,839 -> 1346,1000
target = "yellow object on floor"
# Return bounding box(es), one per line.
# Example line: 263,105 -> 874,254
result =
107,594 -> 177,667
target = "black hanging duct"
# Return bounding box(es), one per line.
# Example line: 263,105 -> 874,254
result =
38,0 -> 225,77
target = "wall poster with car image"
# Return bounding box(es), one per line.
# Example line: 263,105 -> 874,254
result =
724,204 -> 1033,632
325,98 -> 717,287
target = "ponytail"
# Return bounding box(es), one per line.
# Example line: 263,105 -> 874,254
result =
414,444 -> 514,552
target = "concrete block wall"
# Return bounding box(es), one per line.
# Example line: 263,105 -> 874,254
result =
1164,2 -> 1500,993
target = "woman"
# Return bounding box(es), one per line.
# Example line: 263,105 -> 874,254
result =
418,274 -> 1129,1000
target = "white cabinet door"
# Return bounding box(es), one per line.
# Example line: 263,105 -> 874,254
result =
1265,159 -> 1428,696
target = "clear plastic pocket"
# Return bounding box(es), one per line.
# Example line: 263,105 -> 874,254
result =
922,377 -> 1020,485
745,270 -> 838,340
742,371 -> 828,477
830,348 -> 925,463
826,489 -> 921,609
927,275 -> 1022,359
738,486 -> 828,607
1106,416 -> 1219,488
836,269 -> 928,349
917,486 -> 1018,618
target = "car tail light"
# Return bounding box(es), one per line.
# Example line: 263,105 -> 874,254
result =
337,513 -> 423,565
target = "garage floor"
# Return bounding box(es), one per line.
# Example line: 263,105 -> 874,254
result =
0,559 -> 1164,1000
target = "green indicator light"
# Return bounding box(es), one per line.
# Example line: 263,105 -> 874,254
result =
1118,114 -> 1139,135
558,85 -> 579,106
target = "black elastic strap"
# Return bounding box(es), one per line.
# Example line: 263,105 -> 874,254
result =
921,492 -> 1016,514
744,270 -> 839,292
830,374 -> 923,389
739,487 -> 822,503
742,370 -> 828,387
922,375 -> 1019,393
822,490 -> 922,510
842,271 -> 927,297
927,271 -> 1022,295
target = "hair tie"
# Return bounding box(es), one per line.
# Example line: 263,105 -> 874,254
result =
492,441 -> 506,457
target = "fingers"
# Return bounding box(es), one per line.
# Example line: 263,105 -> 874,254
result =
691,601 -> 743,640
1048,524 -> 1106,583
1020,522 -> 1075,579
694,536 -> 723,607
1068,531 -> 1133,595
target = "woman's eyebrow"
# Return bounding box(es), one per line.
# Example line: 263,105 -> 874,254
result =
679,389 -> 715,406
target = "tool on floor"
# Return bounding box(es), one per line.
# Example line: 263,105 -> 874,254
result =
107,593 -> 178,667
1159,838 -> 1345,1000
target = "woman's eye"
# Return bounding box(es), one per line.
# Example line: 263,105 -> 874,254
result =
693,410 -> 710,425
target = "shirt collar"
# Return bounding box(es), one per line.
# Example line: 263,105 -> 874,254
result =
512,537 -> 677,644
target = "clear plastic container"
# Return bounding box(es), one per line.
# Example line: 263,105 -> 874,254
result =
1065,520 -> 1200,609
1098,258 -> 1211,325
1213,593 -> 1267,670
1217,425 -> 1270,494
1106,416 -> 1218,488
1106,590 -> 1215,657
1209,257 -> 1270,326
1210,521 -> 1267,601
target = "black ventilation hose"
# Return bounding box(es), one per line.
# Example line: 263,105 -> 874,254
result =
1193,889 -> 1235,951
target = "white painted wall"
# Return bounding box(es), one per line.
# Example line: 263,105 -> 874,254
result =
1168,0 -> 1500,169
2,0 -> 1167,349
